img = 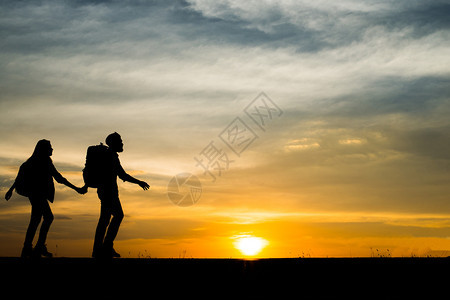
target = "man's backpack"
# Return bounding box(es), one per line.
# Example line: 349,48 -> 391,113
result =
15,161 -> 31,197
83,143 -> 109,188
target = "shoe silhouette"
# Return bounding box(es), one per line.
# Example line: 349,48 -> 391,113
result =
33,243 -> 53,258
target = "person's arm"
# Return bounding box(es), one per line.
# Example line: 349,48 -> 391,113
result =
50,163 -> 86,194
5,182 -> 15,201
117,162 -> 150,190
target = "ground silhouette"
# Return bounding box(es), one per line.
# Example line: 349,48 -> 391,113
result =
0,257 -> 447,298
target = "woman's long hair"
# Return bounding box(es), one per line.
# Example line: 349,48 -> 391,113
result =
32,139 -> 51,157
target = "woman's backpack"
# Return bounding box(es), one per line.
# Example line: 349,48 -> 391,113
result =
15,161 -> 31,197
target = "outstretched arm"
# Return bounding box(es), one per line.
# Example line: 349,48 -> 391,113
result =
57,176 -> 87,194
5,182 -> 15,201
118,166 -> 150,190
121,173 -> 150,190
51,163 -> 87,194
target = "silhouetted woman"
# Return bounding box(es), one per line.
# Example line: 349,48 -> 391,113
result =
5,139 -> 86,258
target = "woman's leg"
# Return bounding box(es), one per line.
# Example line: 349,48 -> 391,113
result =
24,197 -> 43,247
29,198 -> 54,257
22,197 -> 44,257
35,199 -> 54,247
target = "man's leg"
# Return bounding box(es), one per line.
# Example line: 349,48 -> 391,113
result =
103,198 -> 124,257
93,201 -> 112,257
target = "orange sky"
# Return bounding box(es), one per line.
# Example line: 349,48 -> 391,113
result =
1,0 -> 450,258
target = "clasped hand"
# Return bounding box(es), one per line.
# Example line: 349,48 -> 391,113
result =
76,185 -> 88,195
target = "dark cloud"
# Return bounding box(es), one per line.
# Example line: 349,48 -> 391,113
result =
3,0 -> 447,59
388,126 -> 450,160
1,0 -> 448,105
378,2 -> 450,38
184,0 -> 450,51
1,0 -> 448,56
304,221 -> 450,239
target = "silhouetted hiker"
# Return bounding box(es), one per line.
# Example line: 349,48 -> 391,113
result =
4,139 -> 87,258
83,132 -> 149,259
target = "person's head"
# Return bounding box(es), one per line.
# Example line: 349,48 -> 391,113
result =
106,132 -> 123,153
32,139 -> 53,158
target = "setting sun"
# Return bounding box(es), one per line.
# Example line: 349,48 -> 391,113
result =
233,235 -> 269,256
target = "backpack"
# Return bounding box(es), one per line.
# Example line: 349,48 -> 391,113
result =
83,143 -> 110,188
15,161 -> 31,197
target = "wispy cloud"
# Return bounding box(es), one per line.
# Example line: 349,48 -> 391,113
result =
0,0 -> 449,257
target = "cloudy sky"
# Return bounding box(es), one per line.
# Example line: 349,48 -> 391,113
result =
0,0 -> 449,258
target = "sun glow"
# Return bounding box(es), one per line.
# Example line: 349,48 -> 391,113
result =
233,235 -> 269,256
